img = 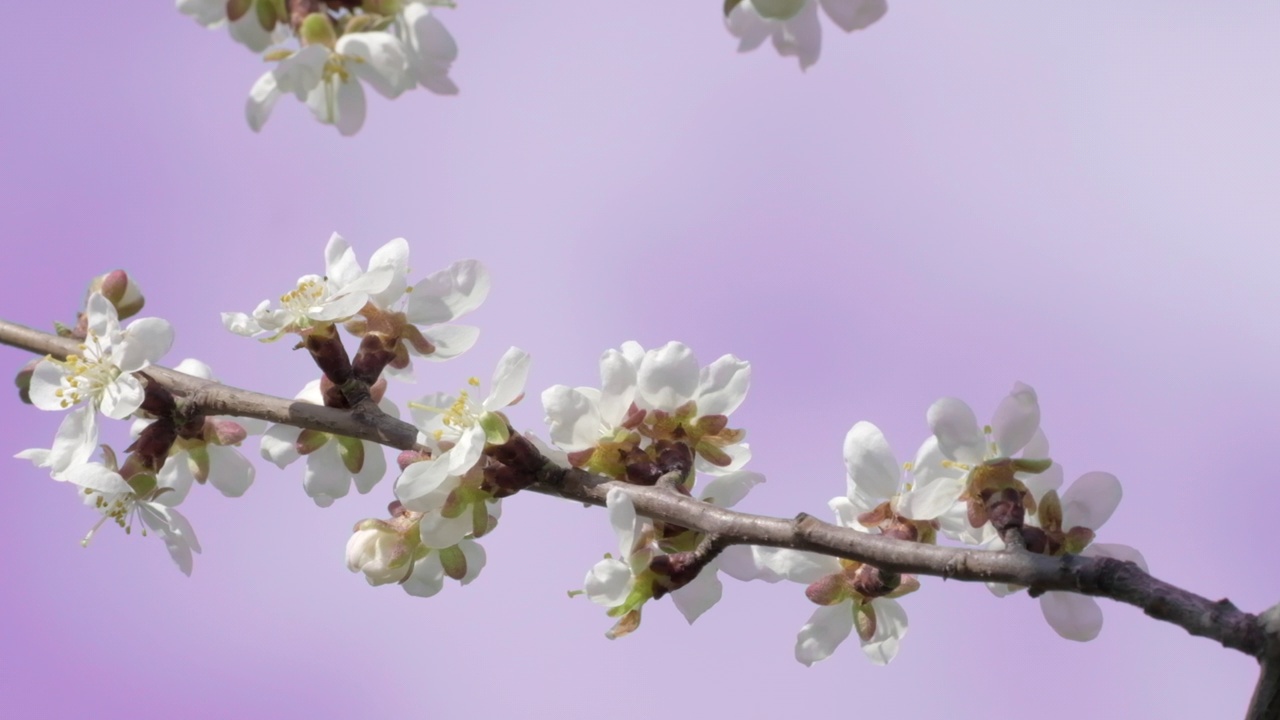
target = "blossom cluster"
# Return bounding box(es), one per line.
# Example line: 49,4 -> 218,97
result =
176,0 -> 458,135
14,233 -> 1142,674
16,273 -> 254,575
170,1 -> 892,139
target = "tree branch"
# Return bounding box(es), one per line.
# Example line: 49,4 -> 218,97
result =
1247,604 -> 1280,720
1,317 -> 1271,666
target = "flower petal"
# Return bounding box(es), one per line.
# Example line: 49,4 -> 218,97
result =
671,565 -> 724,624
28,359 -> 69,411
726,3 -> 772,52
1061,472 -> 1122,530
927,397 -> 985,464
351,440 -> 387,495
115,317 -> 174,372
843,421 -> 900,505
795,602 -> 855,666
605,488 -> 637,557
367,237 -> 411,308
99,374 -> 145,419
695,354 -> 751,416
637,342 -> 699,410
1082,542 -> 1148,573
991,381 -> 1040,457
597,350 -> 638,426
245,70 -> 280,132
156,451 -> 197,506
336,32 -> 410,99
403,552 -> 445,598
483,347 -> 531,411
542,385 -> 600,452
65,463 -> 132,495
401,3 -> 459,95
753,548 -> 841,584
259,423 -> 302,468
395,457 -> 458,510
861,597 -> 908,665
405,260 -> 491,325
819,0 -> 887,33
302,443 -> 349,507
698,470 -> 765,508
900,474 -> 966,521
1040,591 -> 1104,641
584,558 -> 633,607
772,0 -> 822,70
416,325 -> 481,361
449,539 -> 485,585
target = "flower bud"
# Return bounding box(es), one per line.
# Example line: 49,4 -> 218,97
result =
205,419 -> 248,446
14,358 -> 37,404
226,0 -> 253,22
255,0 -> 279,31
346,519 -> 420,586
397,449 -> 431,471
87,269 -> 145,319
300,13 -> 338,48
752,0 -> 805,21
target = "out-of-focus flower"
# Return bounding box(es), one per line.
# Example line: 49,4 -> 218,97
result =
725,0 -> 887,70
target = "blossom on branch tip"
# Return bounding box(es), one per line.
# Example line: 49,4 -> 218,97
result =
900,382 -> 1053,540
259,379 -> 394,507
221,232 -> 396,341
347,252 -> 491,382
18,293 -> 174,479
725,0 -> 887,70
829,422 -> 937,544
635,341 -> 752,473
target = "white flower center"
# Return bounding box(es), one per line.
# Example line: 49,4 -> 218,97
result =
53,333 -> 119,408
410,377 -> 483,442
279,277 -> 330,315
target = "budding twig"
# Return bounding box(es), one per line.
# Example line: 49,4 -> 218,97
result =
0,317 -> 1272,666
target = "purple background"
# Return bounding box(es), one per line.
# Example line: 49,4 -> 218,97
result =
2,2 -> 1278,717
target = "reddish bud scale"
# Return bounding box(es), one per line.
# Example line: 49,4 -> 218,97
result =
351,332 -> 397,386
304,329 -> 353,387
176,415 -> 208,441
649,552 -> 704,598
126,419 -> 178,472
138,378 -> 178,417
486,433 -> 545,475
851,565 -> 900,599
397,449 -> 431,471
981,486 -> 1028,534
655,441 -> 694,478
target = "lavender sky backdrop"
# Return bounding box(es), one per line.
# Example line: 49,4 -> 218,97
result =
2,2 -> 1278,718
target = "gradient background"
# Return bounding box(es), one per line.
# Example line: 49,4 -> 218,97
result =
2,2 -> 1278,718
